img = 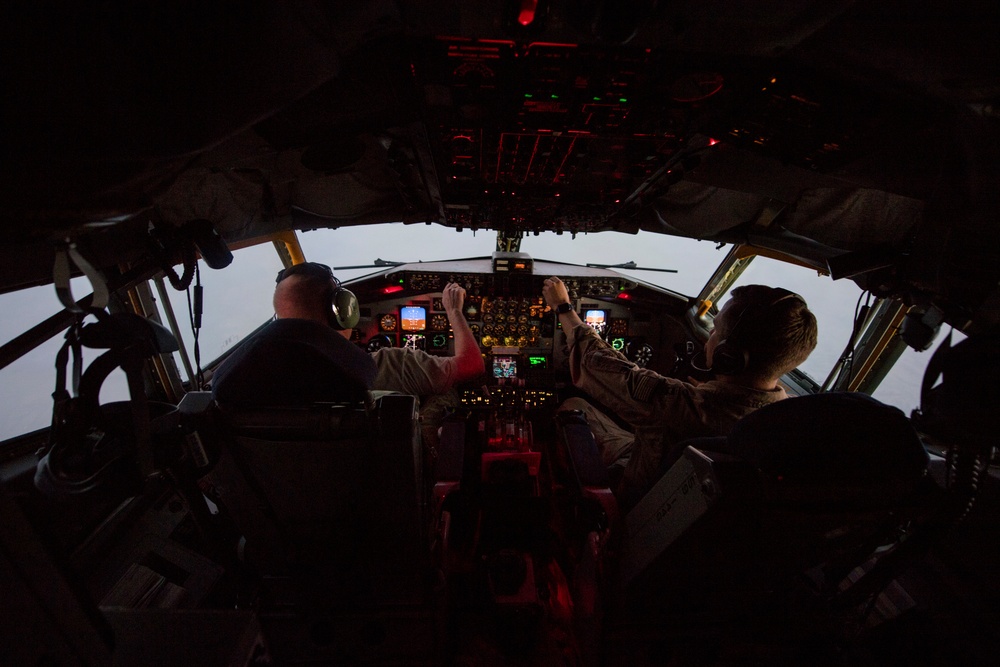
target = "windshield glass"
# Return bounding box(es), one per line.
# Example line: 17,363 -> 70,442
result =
295,224 -> 727,296
1,223 -> 939,442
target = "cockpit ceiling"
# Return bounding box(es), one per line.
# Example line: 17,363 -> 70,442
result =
1,1 -> 999,325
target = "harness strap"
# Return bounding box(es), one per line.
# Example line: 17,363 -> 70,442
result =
53,241 -> 109,313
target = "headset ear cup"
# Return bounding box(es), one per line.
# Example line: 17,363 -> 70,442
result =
711,339 -> 748,376
331,287 -> 360,330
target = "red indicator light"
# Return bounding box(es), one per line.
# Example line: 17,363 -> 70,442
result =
518,0 -> 538,26
617,292 -> 632,300
708,138 -> 719,146
382,285 -> 404,294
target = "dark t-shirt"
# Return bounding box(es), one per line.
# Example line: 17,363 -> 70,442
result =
211,318 -> 377,407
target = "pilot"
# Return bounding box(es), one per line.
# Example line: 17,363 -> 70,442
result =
212,262 -> 484,415
369,281 -> 485,399
211,262 -> 376,407
542,277 -> 818,508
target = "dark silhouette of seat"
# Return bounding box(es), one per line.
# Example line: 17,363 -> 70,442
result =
614,392 -> 935,644
203,393 -> 430,608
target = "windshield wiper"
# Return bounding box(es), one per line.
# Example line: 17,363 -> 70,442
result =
333,258 -> 408,270
586,261 -> 678,274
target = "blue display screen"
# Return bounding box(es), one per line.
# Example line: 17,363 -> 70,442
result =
400,306 -> 426,331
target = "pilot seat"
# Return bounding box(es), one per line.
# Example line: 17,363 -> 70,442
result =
196,390 -> 438,663
606,392 -> 937,663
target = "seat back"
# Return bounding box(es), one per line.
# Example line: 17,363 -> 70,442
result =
204,393 -> 428,606
621,392 -> 931,613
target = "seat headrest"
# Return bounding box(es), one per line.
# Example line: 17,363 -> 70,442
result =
916,332 -> 1000,442
224,403 -> 371,441
727,392 -> 928,485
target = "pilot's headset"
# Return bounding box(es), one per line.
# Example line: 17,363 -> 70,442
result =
705,287 -> 806,376
275,262 -> 360,330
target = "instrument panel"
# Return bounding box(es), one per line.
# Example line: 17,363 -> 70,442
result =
346,254 -> 689,400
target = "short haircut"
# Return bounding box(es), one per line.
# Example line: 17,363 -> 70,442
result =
273,262 -> 337,316
717,284 -> 818,380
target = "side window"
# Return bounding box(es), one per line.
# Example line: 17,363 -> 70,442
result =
162,243 -> 285,371
0,281 -> 130,442
712,257 -> 861,386
872,330 -> 965,417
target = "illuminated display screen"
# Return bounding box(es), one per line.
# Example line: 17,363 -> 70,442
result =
585,309 -> 607,334
528,356 -> 548,369
400,306 -> 426,331
492,355 -> 517,378
403,333 -> 426,350
430,333 -> 449,349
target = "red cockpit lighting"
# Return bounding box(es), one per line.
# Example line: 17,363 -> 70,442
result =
518,0 -> 538,26
382,285 -> 404,294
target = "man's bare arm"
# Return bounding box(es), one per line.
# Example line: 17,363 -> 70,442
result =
443,282 -> 485,383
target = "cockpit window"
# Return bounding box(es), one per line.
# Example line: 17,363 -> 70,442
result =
873,330 -> 966,416
0,280 -> 130,441
160,241 -> 285,378
295,223 -> 728,295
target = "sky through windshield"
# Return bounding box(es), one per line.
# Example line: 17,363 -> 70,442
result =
1,223 -> 933,440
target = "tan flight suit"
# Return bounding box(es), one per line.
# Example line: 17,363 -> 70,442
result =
563,324 -> 787,505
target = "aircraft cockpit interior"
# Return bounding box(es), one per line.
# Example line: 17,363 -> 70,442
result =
2,2 -> 999,665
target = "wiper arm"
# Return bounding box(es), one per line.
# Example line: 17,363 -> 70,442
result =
333,258 -> 408,270
586,261 -> 678,274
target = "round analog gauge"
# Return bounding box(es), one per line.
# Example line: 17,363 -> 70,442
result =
431,333 -> 448,349
483,313 -> 494,325
518,314 -> 528,325
517,336 -> 529,348
379,313 -> 398,332
367,334 -> 394,352
430,314 -> 449,331
517,324 -> 528,335
626,340 -> 654,368
481,335 -> 495,348
482,324 -> 493,336
463,303 -> 479,320
469,324 -> 480,336
503,336 -> 516,347
507,314 -> 517,325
